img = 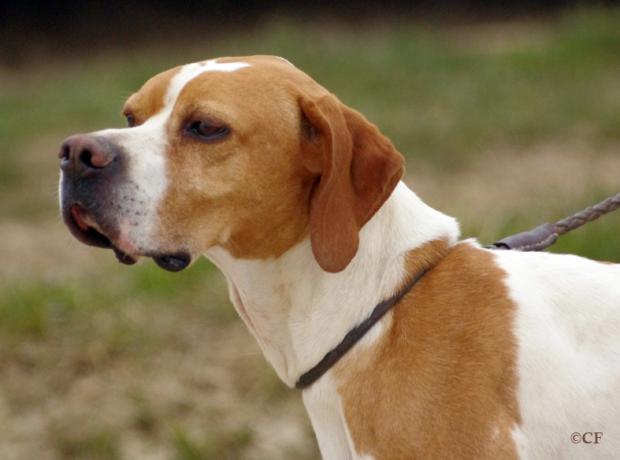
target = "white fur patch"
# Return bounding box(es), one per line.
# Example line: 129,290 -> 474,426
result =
163,59 -> 251,108
496,250 -> 620,459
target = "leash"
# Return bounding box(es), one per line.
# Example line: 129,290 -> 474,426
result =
296,192 -> 619,390
295,265 -> 431,389
489,193 -> 620,252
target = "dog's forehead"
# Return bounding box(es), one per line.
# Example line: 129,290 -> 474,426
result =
165,59 -> 252,104
127,56 -> 309,117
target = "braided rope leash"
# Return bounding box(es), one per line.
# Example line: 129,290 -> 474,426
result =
490,193 -> 620,252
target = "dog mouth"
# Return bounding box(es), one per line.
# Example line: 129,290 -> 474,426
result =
64,203 -> 191,271
66,203 -> 138,265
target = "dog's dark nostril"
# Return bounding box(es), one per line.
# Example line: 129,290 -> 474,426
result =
59,144 -> 70,161
79,149 -> 97,168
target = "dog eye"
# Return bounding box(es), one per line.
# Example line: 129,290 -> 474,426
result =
124,112 -> 136,127
186,121 -> 230,141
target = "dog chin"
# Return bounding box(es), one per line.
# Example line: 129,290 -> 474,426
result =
151,253 -> 192,272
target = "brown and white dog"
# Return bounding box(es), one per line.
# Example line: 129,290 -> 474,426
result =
59,56 -> 620,459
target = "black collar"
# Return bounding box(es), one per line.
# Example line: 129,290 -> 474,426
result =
295,265 -> 432,390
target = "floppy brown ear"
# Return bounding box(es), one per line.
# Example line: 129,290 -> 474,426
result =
299,93 -> 404,273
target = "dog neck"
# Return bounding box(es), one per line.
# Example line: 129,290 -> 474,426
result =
206,181 -> 459,387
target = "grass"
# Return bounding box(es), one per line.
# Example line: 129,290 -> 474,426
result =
0,8 -> 619,459
2,8 -> 619,187
0,8 -> 618,225
55,428 -> 121,460
172,425 -> 253,460
0,258 -> 233,338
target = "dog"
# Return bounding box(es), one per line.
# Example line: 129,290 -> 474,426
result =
59,56 -> 620,459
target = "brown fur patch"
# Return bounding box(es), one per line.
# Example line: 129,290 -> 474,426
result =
335,242 -> 520,460
122,66 -> 180,124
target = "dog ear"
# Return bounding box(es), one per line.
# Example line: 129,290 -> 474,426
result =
299,93 -> 404,273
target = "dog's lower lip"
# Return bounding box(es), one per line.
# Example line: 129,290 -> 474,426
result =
64,203 -> 143,264
71,205 -> 90,231
65,204 -> 112,249
153,253 -> 191,272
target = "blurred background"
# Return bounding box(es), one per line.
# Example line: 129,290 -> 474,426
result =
1,1 -> 619,459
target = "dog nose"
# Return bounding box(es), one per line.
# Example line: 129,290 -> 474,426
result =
59,134 -> 118,178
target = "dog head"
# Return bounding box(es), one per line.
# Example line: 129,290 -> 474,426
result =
59,56 -> 404,272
